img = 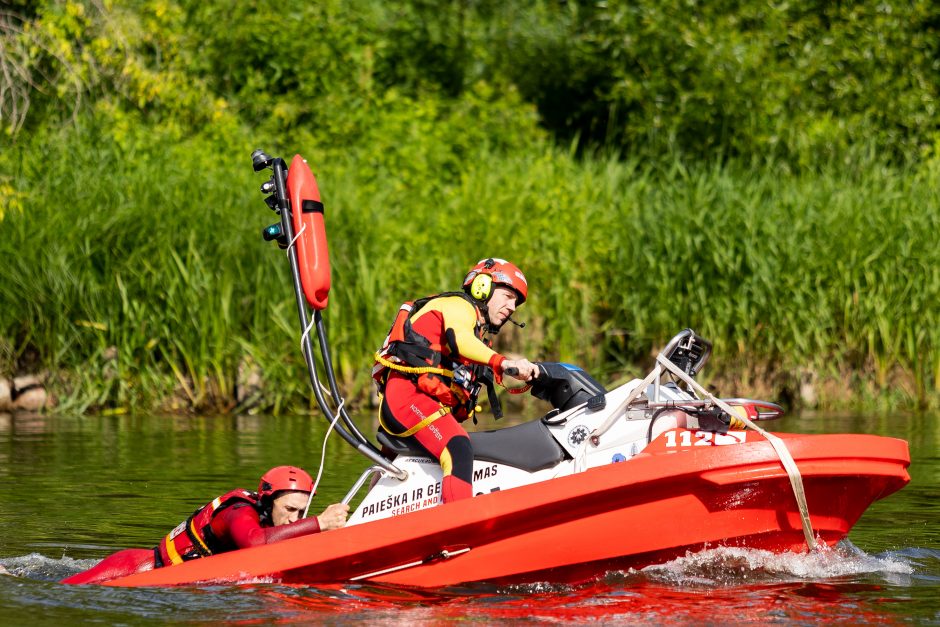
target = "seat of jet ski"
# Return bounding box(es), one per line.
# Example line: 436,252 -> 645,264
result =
376,418 -> 568,473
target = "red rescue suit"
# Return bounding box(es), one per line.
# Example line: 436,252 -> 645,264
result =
62,490 -> 322,585
374,293 -> 507,503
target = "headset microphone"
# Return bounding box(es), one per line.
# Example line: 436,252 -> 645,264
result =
508,318 -> 526,328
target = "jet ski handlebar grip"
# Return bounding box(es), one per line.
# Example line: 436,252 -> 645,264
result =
502,364 -> 547,383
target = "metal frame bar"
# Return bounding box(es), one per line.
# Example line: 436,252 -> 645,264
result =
258,153 -> 406,480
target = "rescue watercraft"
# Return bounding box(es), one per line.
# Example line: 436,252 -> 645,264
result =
90,151 -> 910,587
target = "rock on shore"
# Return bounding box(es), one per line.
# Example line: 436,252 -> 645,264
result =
0,377 -> 10,411
0,374 -> 51,412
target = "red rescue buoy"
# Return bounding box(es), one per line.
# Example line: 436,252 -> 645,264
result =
286,154 -> 331,310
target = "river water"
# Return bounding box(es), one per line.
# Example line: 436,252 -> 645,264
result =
1,409 -> 938,624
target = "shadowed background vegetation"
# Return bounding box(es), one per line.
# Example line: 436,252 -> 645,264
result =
1,0 -> 937,414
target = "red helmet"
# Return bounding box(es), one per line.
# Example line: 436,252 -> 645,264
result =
258,465 -> 314,499
462,258 -> 528,305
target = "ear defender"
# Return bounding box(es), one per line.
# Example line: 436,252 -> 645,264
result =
470,273 -> 493,301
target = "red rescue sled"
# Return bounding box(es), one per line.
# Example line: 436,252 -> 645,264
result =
100,429 -> 909,588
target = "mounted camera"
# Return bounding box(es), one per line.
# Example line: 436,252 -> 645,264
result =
251,149 -> 274,172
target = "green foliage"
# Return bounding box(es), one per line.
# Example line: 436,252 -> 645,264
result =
6,1 -> 940,165
1,0 -> 938,413
2,124 -> 937,412
488,0 -> 940,164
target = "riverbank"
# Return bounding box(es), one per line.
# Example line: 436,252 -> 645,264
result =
2,131 -> 937,416
3,0 -> 938,417
0,354 -> 933,418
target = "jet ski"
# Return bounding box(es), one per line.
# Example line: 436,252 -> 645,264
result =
101,326 -> 909,588
90,151 -> 910,588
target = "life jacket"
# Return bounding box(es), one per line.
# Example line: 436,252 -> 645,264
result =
156,489 -> 258,567
373,291 -> 501,421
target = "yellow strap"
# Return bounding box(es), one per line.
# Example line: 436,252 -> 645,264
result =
161,535 -> 184,565
379,406 -> 450,438
188,518 -> 212,556
374,352 -> 454,378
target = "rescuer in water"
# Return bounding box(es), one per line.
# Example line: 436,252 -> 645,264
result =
62,466 -> 347,584
373,258 -> 540,503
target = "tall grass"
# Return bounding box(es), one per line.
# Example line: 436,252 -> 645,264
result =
1,126 -> 937,413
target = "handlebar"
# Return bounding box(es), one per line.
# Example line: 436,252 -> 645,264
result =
501,363 -> 548,383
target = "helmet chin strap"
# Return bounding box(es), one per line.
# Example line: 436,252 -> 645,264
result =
470,285 -> 525,333
481,301 -> 528,334
257,500 -> 273,526
481,305 -> 502,334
